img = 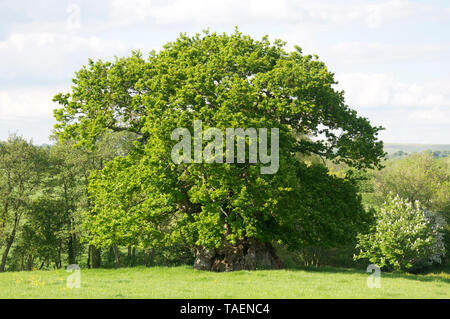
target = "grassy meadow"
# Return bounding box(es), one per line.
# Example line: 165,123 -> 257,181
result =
1,266 -> 449,299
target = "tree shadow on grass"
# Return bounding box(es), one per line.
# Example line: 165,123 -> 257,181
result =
282,265 -> 450,285
384,271 -> 450,285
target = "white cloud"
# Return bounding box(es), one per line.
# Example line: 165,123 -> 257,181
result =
329,42 -> 450,65
110,0 -> 293,26
336,73 -> 450,108
0,87 -> 63,120
298,0 -> 422,28
1,0 -> 449,144
408,107 -> 450,126
110,0 -> 448,28
335,72 -> 450,143
0,30 -> 131,83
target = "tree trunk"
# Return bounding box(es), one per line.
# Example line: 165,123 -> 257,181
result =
108,246 -> 115,264
57,240 -> 62,269
144,248 -> 153,267
0,238 -> 14,272
0,216 -> 18,272
193,238 -> 283,272
87,245 -> 91,269
72,234 -> 77,264
144,249 -> 149,266
21,253 -> 24,271
68,235 -> 74,265
66,233 -> 78,265
26,254 -> 33,271
113,246 -> 120,268
91,246 -> 102,268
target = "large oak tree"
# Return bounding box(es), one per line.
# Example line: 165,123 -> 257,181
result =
53,30 -> 384,271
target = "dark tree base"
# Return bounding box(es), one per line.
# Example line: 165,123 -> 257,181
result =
194,239 -> 283,272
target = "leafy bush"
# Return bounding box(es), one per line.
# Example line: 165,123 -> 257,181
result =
354,195 -> 446,272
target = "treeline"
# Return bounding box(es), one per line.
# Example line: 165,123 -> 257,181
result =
0,133 -> 448,272
388,149 -> 450,159
0,132 -> 152,271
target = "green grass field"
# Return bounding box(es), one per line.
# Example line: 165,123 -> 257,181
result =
1,266 -> 449,299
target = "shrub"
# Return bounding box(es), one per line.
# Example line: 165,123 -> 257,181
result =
354,195 -> 446,272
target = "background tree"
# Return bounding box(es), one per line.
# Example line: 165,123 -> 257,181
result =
46,141 -> 91,266
48,131 -> 136,269
372,152 -> 450,259
0,135 -> 45,272
355,195 -> 446,272
277,163 -> 373,266
373,153 -> 449,210
15,196 -> 68,270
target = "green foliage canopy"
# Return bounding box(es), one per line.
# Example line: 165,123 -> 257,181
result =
53,30 -> 385,254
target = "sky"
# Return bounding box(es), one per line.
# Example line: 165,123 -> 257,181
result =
0,0 -> 449,145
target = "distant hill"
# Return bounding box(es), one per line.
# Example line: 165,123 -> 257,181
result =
383,143 -> 450,159
383,143 -> 450,155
